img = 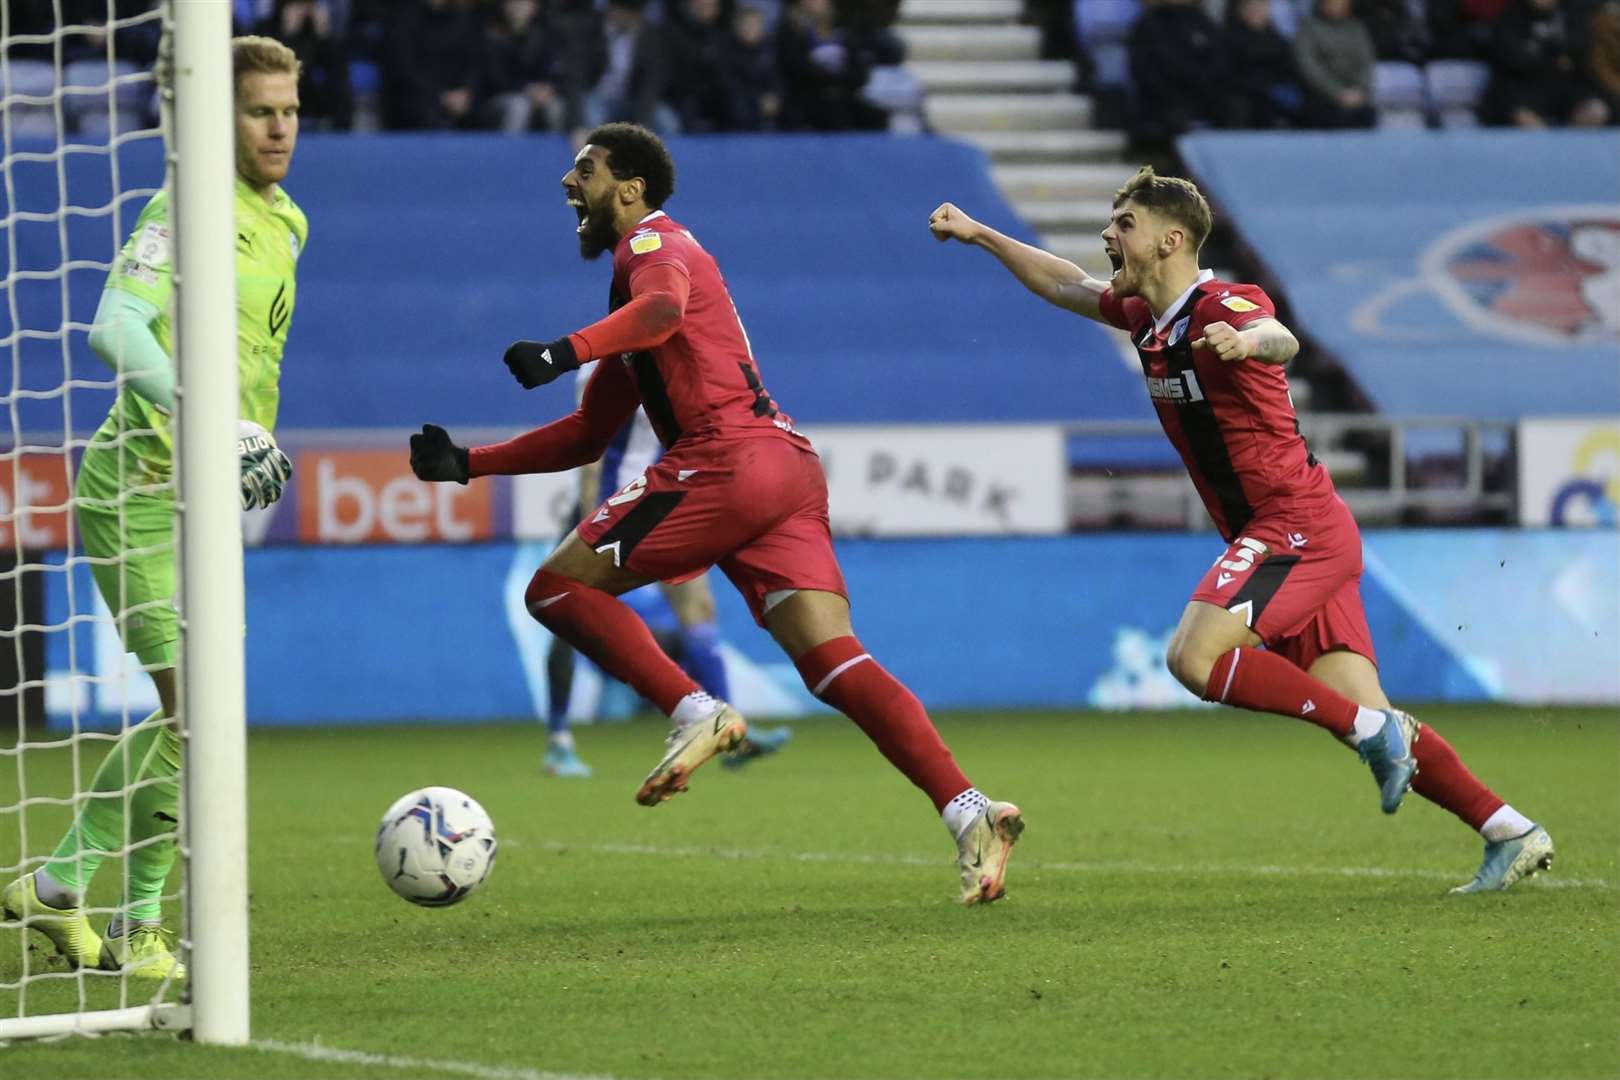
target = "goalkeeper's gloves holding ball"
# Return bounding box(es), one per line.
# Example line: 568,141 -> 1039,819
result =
409,423 -> 469,484
503,336 -> 579,389
237,420 -> 291,510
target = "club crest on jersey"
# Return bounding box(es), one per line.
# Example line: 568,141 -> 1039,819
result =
1145,370 -> 1205,404
288,231 -> 300,260
629,232 -> 663,255
1168,316 -> 1191,345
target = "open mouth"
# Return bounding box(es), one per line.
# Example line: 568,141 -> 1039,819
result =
1106,247 -> 1124,278
567,194 -> 588,234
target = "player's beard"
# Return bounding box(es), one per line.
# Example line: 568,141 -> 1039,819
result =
578,204 -> 619,261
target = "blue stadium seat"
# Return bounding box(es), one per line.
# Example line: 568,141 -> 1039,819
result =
1075,0 -> 1139,44
1426,60 -> 1490,127
1373,61 -> 1426,128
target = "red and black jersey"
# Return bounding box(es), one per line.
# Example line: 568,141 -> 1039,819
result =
606,212 -> 803,450
1099,274 -> 1335,540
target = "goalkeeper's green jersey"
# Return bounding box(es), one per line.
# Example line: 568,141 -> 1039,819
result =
81,177 -> 308,489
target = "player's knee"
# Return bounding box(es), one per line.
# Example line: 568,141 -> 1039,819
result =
1165,637 -> 1215,696
524,568 -> 576,626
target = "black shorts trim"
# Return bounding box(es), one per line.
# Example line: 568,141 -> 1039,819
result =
592,491 -> 686,565
1230,554 -> 1301,625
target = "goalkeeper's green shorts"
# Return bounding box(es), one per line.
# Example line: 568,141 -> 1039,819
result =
75,447 -> 178,669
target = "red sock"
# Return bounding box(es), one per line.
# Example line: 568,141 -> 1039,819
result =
794,636 -> 970,811
526,569 -> 698,716
1203,647 -> 1358,737
1411,723 -> 1505,829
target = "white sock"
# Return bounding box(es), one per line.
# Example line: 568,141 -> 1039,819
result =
1346,707 -> 1388,747
1480,804 -> 1535,843
942,788 -> 990,839
670,690 -> 722,731
32,868 -> 80,911
548,730 -> 575,751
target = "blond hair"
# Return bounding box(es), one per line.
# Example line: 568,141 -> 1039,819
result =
231,35 -> 301,93
1113,166 -> 1213,254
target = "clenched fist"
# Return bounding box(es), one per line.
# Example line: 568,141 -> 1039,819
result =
1192,321 -> 1250,362
928,202 -> 981,244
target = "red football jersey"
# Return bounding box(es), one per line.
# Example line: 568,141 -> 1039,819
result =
1099,274 -> 1335,540
607,212 -> 804,449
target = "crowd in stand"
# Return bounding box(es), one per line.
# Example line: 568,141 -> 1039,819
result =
6,0 -> 1615,142
1045,0 -> 1619,143
261,0 -> 911,135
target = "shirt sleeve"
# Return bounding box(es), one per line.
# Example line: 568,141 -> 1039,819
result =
1097,287 -> 1131,330
87,287 -> 174,411
1200,284 -> 1277,332
105,193 -> 173,310
468,356 -> 643,477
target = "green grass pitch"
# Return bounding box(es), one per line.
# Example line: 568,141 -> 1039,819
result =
4,706 -> 1617,1079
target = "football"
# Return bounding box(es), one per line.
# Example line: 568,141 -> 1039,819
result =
374,787 -> 497,907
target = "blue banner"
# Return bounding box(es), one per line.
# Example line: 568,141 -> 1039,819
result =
1178,131 -> 1620,419
39,529 -> 1619,729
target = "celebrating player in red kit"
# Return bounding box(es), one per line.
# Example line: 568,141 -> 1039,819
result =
409,123 -> 1021,904
930,167 -> 1552,893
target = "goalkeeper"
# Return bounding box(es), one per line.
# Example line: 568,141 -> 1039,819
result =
2,36 -> 306,981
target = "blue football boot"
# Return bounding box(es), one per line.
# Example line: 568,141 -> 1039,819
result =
1451,825 -> 1555,894
1357,709 -> 1420,814
722,725 -> 793,770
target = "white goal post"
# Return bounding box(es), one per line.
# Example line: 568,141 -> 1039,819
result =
1,0 -> 245,1044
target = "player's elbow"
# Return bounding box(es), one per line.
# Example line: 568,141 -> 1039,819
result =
87,318 -> 121,368
641,293 -> 684,346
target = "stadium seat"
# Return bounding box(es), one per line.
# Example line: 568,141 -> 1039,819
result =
1075,0 -> 1139,43
1089,43 -> 1131,89
62,59 -> 148,138
3,60 -> 60,139
1373,61 -> 1425,111
1425,59 -> 1490,110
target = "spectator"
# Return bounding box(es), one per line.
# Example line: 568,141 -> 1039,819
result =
727,3 -> 784,131
1357,0 -> 1432,62
1223,0 -> 1305,128
557,0 -> 674,136
1429,0 -> 1511,57
1481,0 -> 1610,126
1592,0 -> 1620,118
777,0 -> 887,130
255,0 -> 354,131
378,0 -> 482,130
472,0 -> 560,133
1126,0 -> 1226,144
1293,0 -> 1378,127
666,0 -> 740,133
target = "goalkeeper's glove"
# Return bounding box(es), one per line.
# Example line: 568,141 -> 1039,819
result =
409,423 -> 469,484
237,420 -> 291,510
503,336 -> 580,390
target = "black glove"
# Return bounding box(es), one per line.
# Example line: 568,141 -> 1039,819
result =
503,336 -> 580,389
409,423 -> 469,484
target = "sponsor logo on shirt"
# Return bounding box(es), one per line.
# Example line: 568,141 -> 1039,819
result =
629,232 -> 663,255
1221,296 -> 1260,313
1145,370 -> 1205,404
120,261 -> 158,286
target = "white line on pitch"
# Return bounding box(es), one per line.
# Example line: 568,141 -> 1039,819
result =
252,1038 -> 616,1080
535,839 -> 1613,891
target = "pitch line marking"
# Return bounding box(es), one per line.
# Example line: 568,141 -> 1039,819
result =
533,839 -> 1613,891
252,1039 -> 616,1080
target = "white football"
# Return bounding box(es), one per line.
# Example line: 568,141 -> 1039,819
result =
374,786 -> 497,907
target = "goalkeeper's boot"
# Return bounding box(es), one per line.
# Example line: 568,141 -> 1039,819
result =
543,743 -> 593,778
722,725 -> 793,770
1357,709 -> 1420,814
636,705 -> 747,806
1451,824 -> 1555,894
955,801 -> 1024,905
1,873 -> 103,970
100,922 -> 185,980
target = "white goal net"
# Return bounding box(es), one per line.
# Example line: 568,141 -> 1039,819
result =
2,0 -> 244,1043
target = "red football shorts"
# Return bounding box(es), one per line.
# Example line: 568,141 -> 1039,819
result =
1188,495 -> 1376,670
575,434 -> 848,625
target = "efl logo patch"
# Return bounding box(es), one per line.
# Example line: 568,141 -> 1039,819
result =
1221,296 -> 1260,313
629,233 -> 663,255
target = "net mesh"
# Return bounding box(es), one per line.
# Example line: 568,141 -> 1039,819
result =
2,0 -> 185,1030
